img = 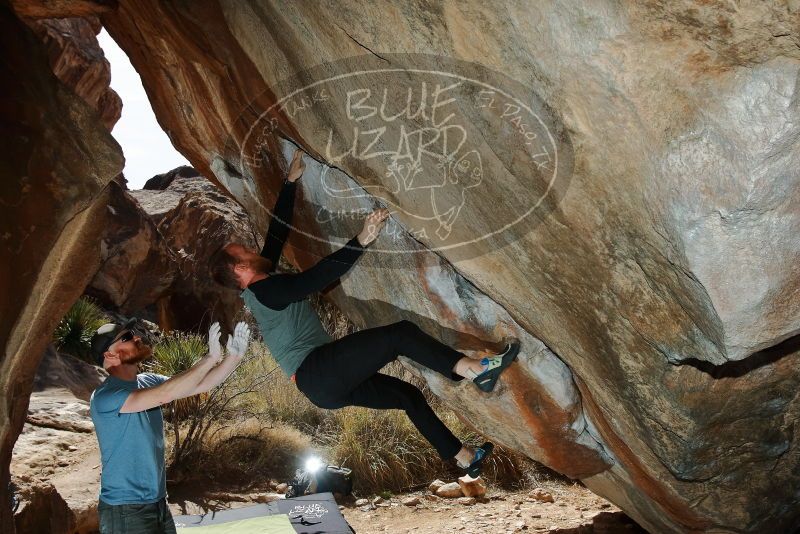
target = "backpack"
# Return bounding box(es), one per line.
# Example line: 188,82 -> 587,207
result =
286,465 -> 353,498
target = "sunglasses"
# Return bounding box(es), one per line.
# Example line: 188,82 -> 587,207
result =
115,330 -> 135,343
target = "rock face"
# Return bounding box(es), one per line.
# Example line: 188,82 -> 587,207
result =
24,16 -> 122,130
1,1 -> 797,532
32,346 -> 107,403
87,170 -> 258,332
98,3 -> 800,532
86,182 -> 177,316
12,482 -> 76,534
0,4 -> 123,532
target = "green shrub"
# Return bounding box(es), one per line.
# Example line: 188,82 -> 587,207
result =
52,297 -> 108,362
147,331 -> 206,376
143,332 -> 207,422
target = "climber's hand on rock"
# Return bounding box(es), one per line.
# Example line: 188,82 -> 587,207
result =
287,149 -> 306,183
357,208 -> 389,247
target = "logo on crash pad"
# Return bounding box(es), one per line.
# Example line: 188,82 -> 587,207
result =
241,54 -> 573,261
288,502 -> 329,519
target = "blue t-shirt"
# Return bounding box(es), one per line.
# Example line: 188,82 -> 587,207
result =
90,373 -> 169,505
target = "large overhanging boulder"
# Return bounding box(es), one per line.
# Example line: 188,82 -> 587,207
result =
23,15 -> 122,130
0,0 -> 796,532
99,3 -> 800,532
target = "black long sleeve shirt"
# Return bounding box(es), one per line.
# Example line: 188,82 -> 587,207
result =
248,179 -> 365,311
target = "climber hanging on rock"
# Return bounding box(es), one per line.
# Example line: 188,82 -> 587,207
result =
210,148 -> 520,477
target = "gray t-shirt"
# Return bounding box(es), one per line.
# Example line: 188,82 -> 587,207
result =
90,373 -> 168,505
242,288 -> 332,377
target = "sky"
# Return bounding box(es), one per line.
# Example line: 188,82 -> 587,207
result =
98,30 -> 190,190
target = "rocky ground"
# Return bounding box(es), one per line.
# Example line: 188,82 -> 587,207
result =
10,349 -> 642,533
340,485 -> 642,534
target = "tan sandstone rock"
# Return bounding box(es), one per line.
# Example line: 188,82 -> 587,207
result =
1,5 -> 123,532
402,496 -> 421,507
435,482 -> 464,499
529,488 -> 554,504
458,475 -> 487,498
428,479 -> 446,493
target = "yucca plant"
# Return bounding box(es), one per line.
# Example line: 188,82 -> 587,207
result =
145,332 -> 207,420
52,297 -> 108,362
148,332 -> 206,376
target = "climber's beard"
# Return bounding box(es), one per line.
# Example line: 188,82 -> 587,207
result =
248,255 -> 273,275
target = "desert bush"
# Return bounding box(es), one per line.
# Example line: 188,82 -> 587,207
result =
167,418 -> 313,489
148,331 -> 206,375
143,331 -> 272,474
239,342 -> 326,431
52,297 -> 108,362
318,407 -> 444,494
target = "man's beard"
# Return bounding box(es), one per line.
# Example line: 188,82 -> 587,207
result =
249,255 -> 273,274
121,340 -> 153,365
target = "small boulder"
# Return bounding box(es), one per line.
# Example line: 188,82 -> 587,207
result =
529,488 -> 554,503
435,482 -> 464,499
276,483 -> 288,494
402,496 -> 421,506
457,496 -> 476,506
355,498 -> 369,507
457,474 -> 487,498
428,479 -> 446,493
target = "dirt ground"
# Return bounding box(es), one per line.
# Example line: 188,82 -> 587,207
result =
339,484 -> 643,534
11,387 -> 644,533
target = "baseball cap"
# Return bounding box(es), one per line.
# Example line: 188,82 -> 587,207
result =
90,318 -> 146,366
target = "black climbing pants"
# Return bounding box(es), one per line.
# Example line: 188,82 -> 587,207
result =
294,320 -> 465,459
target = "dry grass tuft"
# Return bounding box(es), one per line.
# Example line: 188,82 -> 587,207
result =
167,418 -> 312,489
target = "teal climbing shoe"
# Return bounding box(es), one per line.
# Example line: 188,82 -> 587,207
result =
472,340 -> 520,393
465,442 -> 494,478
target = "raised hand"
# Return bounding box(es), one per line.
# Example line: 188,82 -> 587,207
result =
207,322 -> 223,364
226,322 -> 251,358
357,208 -> 390,247
287,149 -> 306,183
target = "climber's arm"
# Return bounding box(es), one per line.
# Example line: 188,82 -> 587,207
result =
260,149 -> 306,268
250,208 -> 388,309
